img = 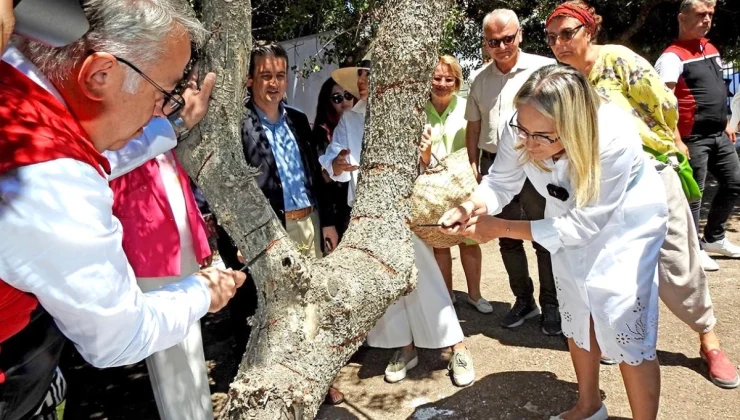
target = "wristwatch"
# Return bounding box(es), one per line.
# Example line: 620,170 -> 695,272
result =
169,112 -> 191,140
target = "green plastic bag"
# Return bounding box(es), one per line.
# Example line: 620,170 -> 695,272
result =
643,146 -> 702,201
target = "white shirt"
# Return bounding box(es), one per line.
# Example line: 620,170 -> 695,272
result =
0,47 -> 211,368
318,99 -> 366,207
476,103 -> 654,254
465,51 -> 556,153
654,48 -> 723,84
731,89 -> 740,133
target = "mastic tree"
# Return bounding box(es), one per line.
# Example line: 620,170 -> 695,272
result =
177,0 -> 453,418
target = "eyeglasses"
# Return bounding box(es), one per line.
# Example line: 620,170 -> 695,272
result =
508,113 -> 559,146
545,25 -> 584,46
90,51 -> 186,117
485,28 -> 520,48
331,92 -> 354,104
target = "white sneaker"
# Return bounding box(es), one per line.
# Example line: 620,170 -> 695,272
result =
465,296 -> 493,314
702,238 -> 740,258
699,249 -> 720,272
550,404 -> 608,420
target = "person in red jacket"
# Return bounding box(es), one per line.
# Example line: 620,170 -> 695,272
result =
0,2 -> 245,419
656,0 -> 740,276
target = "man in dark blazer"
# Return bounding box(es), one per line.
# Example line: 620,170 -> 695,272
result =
241,42 -> 337,255
225,42 -> 344,405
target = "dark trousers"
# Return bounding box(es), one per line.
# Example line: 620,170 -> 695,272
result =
685,132 -> 740,242
481,151 -> 558,307
0,308 -> 65,420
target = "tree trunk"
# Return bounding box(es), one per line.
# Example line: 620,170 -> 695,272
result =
176,0 -> 452,418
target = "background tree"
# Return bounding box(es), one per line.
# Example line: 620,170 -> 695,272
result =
178,0 -> 453,418
246,0 -> 738,78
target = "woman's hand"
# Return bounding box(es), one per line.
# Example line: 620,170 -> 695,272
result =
460,216 -> 504,244
332,149 -> 358,176
438,201 -> 476,233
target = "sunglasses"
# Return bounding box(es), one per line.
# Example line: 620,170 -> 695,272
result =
485,28 -> 520,48
331,92 -> 354,104
545,25 -> 584,46
508,113 -> 559,146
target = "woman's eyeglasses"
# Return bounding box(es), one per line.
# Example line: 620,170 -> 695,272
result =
485,28 -> 520,48
508,113 -> 559,146
545,25 -> 584,46
331,92 -> 354,104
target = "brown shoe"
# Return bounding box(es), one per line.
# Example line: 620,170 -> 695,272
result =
323,386 -> 345,405
701,348 -> 740,389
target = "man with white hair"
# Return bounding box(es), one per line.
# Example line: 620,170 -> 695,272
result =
464,9 -> 561,335
0,1 -> 247,418
656,0 -> 740,271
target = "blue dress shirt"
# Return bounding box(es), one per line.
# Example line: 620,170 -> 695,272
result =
255,104 -> 313,211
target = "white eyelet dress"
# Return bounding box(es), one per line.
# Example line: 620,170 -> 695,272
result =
477,103 -> 669,365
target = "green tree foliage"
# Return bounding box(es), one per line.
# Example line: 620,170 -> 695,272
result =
251,0 -> 739,77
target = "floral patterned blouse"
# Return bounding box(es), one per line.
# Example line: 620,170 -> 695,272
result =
588,44 -> 680,155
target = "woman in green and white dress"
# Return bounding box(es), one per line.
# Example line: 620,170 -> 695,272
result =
420,55 -> 491,314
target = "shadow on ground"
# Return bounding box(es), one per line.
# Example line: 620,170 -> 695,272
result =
454,295 -> 570,353
405,371 -> 628,420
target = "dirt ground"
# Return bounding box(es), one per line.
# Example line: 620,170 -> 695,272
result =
60,180 -> 740,420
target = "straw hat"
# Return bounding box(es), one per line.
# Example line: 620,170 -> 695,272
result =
331,53 -> 372,99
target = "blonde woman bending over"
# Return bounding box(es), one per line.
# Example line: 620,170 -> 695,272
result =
440,65 -> 668,420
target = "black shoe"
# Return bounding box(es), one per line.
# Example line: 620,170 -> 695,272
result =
541,304 -> 562,336
500,298 -> 540,329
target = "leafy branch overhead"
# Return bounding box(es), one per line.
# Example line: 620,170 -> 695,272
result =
252,0 -> 739,78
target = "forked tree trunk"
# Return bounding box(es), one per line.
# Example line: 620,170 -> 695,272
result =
176,0 -> 452,418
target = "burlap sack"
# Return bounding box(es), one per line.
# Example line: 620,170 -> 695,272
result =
410,148 -> 478,248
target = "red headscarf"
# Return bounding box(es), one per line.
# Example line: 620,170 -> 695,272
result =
546,2 -> 597,34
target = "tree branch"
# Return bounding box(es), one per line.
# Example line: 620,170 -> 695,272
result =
178,0 -> 453,418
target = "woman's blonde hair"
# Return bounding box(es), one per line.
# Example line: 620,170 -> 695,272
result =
436,55 -> 464,92
514,65 -> 601,208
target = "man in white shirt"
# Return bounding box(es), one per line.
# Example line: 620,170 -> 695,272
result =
0,2 -> 245,418
464,9 -> 561,335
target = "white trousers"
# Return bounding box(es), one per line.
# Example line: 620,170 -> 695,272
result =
368,235 -> 465,349
138,251 -> 213,420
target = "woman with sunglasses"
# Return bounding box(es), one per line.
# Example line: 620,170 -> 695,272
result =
312,77 -> 355,243
546,0 -> 739,389
440,65 -> 668,420
419,55 -> 489,312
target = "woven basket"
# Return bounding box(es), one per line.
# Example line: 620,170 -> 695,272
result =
410,148 -> 478,248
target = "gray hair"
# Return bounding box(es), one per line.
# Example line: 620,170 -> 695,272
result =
679,0 -> 716,12
482,9 -> 520,30
15,0 -> 208,93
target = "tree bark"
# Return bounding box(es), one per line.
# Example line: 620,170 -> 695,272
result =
177,0 -> 452,418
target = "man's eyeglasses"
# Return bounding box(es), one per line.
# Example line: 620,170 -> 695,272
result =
485,28 -> 520,48
508,113 -> 559,146
331,92 -> 354,104
94,52 -> 186,118
545,25 -> 584,46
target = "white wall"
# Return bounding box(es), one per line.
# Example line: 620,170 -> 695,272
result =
280,32 -> 338,125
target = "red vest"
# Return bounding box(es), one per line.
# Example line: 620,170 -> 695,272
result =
110,156 -> 211,278
663,38 -> 727,137
0,61 -> 110,344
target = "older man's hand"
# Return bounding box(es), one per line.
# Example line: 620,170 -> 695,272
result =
197,266 -> 246,313
0,0 -> 14,54
180,70 -> 217,129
